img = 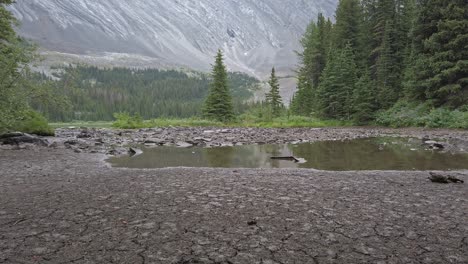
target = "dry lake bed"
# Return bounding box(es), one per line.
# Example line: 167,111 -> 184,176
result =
1,127 -> 467,263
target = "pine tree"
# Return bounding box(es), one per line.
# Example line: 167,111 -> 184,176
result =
333,0 -> 365,58
301,13 -> 332,87
265,67 -> 283,117
317,44 -> 357,119
202,50 -> 234,122
352,71 -> 377,124
375,20 -> 400,107
408,0 -> 468,108
290,69 -> 314,116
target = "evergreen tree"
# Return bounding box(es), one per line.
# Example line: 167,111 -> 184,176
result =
375,19 -> 400,107
290,69 -> 314,116
407,0 -> 468,108
352,71 -> 377,124
265,67 -> 283,117
301,13 -> 333,87
333,0 -> 365,61
317,44 -> 358,119
202,50 -> 234,122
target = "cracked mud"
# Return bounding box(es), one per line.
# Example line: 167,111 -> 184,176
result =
1,128 -> 468,263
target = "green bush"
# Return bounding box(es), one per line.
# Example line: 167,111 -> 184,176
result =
376,101 -> 468,129
11,110 -> 55,136
112,112 -> 145,129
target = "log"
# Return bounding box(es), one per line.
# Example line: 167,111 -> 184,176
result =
270,156 -> 300,163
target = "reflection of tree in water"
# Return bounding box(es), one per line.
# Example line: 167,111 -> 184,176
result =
263,144 -> 290,168
290,139 -> 399,170
289,138 -> 468,170
203,144 -> 293,168
203,147 -> 236,168
111,139 -> 468,170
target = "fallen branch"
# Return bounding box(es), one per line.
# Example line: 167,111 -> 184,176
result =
271,156 -> 300,163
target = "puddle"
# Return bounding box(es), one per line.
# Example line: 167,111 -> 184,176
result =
108,137 -> 468,171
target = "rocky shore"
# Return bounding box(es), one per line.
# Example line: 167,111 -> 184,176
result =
2,127 -> 468,157
0,127 -> 467,263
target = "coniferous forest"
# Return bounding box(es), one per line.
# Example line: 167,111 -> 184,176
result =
30,66 -> 259,122
290,0 -> 467,126
1,0 -> 467,132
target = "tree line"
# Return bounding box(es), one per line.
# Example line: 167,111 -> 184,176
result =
31,66 -> 259,122
290,0 -> 467,124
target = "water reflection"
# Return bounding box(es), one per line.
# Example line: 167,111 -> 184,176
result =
109,138 -> 468,171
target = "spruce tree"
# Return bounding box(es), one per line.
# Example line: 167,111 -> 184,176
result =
290,69 -> 314,116
265,67 -> 283,117
352,71 -> 377,124
408,0 -> 468,108
333,0 -> 365,58
301,13 -> 332,87
375,20 -> 400,107
317,44 -> 357,120
202,50 -> 234,122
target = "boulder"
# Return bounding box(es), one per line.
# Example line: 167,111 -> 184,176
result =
0,133 -> 47,146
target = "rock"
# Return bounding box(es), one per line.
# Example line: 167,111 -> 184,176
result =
0,133 -> 48,146
423,140 -> 445,150
176,141 -> 193,148
129,147 -> 143,157
0,132 -> 25,139
64,140 -> 79,145
247,220 -> 257,226
428,172 -> 464,184
195,137 -> 212,142
447,175 -> 464,183
144,138 -> 165,145
203,130 -> 215,134
77,131 -> 92,138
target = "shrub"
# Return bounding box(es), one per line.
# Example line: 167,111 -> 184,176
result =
112,112 -> 144,129
11,110 -> 55,136
376,101 -> 468,129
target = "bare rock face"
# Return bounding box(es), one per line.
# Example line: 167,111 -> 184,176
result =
9,0 -> 338,77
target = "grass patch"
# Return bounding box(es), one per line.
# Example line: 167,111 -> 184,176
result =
236,115 -> 352,128
49,121 -> 114,129
109,112 -> 351,129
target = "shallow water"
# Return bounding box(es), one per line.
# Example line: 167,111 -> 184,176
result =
108,138 -> 468,171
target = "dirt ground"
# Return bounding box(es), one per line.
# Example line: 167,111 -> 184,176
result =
0,128 -> 467,263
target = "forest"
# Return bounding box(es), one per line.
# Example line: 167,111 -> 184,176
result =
290,0 -> 467,128
29,66 -> 259,122
1,0 -> 467,133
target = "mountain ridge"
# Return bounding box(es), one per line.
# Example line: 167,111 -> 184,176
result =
9,0 -> 338,78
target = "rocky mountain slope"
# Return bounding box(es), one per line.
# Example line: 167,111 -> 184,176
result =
10,0 -> 337,78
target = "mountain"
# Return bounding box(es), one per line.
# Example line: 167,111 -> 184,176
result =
10,0 -> 337,78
